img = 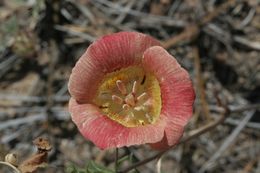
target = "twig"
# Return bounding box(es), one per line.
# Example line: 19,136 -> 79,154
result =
161,24 -> 199,48
0,161 -> 21,173
209,103 -> 260,114
0,114 -> 46,131
204,23 -> 260,51
193,47 -> 210,120
56,83 -> 68,96
115,0 -> 136,24
91,0 -> 186,27
230,103 -> 260,113
54,25 -> 96,42
162,0 -> 237,48
118,102 -> 260,173
233,36 -> 260,51
237,8 -> 256,28
119,110 -> 227,173
0,94 -> 69,104
46,40 -> 59,123
167,0 -> 182,16
66,0 -> 96,24
199,110 -> 255,172
0,111 -> 70,131
0,55 -> 18,79
241,155 -> 260,173
135,0 -> 148,11
91,5 -> 135,32
211,114 -> 260,130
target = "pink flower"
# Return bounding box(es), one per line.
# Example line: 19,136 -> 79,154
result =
68,32 -> 195,150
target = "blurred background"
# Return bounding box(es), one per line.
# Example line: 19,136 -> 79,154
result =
0,0 -> 259,172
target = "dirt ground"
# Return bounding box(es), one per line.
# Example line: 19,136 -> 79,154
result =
0,0 -> 259,173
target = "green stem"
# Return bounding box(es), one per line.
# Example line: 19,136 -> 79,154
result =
115,148 -> 119,173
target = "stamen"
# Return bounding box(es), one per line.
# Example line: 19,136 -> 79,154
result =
134,106 -> 145,111
112,95 -> 123,105
125,93 -> 135,107
122,104 -> 130,111
145,113 -> 153,123
116,80 -> 127,95
129,112 -> 135,117
137,92 -> 147,101
132,81 -> 138,95
94,66 -> 161,127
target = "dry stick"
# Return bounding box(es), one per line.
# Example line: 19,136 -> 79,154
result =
199,110 -> 255,172
0,161 -> 21,173
91,0 -> 186,27
230,103 -> 260,113
204,23 -> 260,51
241,155 -> 260,173
115,0 -> 136,24
193,47 -> 210,120
46,40 -> 59,123
118,103 -> 260,173
161,0 -> 237,49
119,112 -> 227,173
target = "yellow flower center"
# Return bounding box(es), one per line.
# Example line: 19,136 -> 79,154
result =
93,66 -> 161,127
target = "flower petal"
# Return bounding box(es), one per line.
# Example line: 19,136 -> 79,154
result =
69,32 -> 160,103
88,32 -> 161,73
142,46 -> 195,146
149,121 -> 184,150
69,98 -> 166,149
68,55 -> 104,103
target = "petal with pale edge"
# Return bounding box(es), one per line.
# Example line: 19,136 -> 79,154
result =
68,32 -> 160,103
142,46 -> 195,149
69,98 -> 166,149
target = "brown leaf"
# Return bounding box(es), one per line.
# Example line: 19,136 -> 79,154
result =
18,138 -> 51,173
33,137 -> 52,152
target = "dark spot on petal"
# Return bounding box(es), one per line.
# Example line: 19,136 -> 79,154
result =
141,75 -> 146,85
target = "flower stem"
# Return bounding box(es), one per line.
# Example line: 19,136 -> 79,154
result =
115,148 -> 119,173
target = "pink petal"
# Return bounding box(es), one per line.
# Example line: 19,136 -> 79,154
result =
150,119 -> 184,150
88,32 -> 161,73
69,98 -> 166,149
69,32 -> 160,103
142,46 -> 195,146
68,54 -> 104,103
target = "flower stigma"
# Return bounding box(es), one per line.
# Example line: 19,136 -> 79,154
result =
93,66 -> 161,127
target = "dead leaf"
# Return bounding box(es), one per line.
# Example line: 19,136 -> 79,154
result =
33,137 -> 52,153
18,137 -> 51,173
